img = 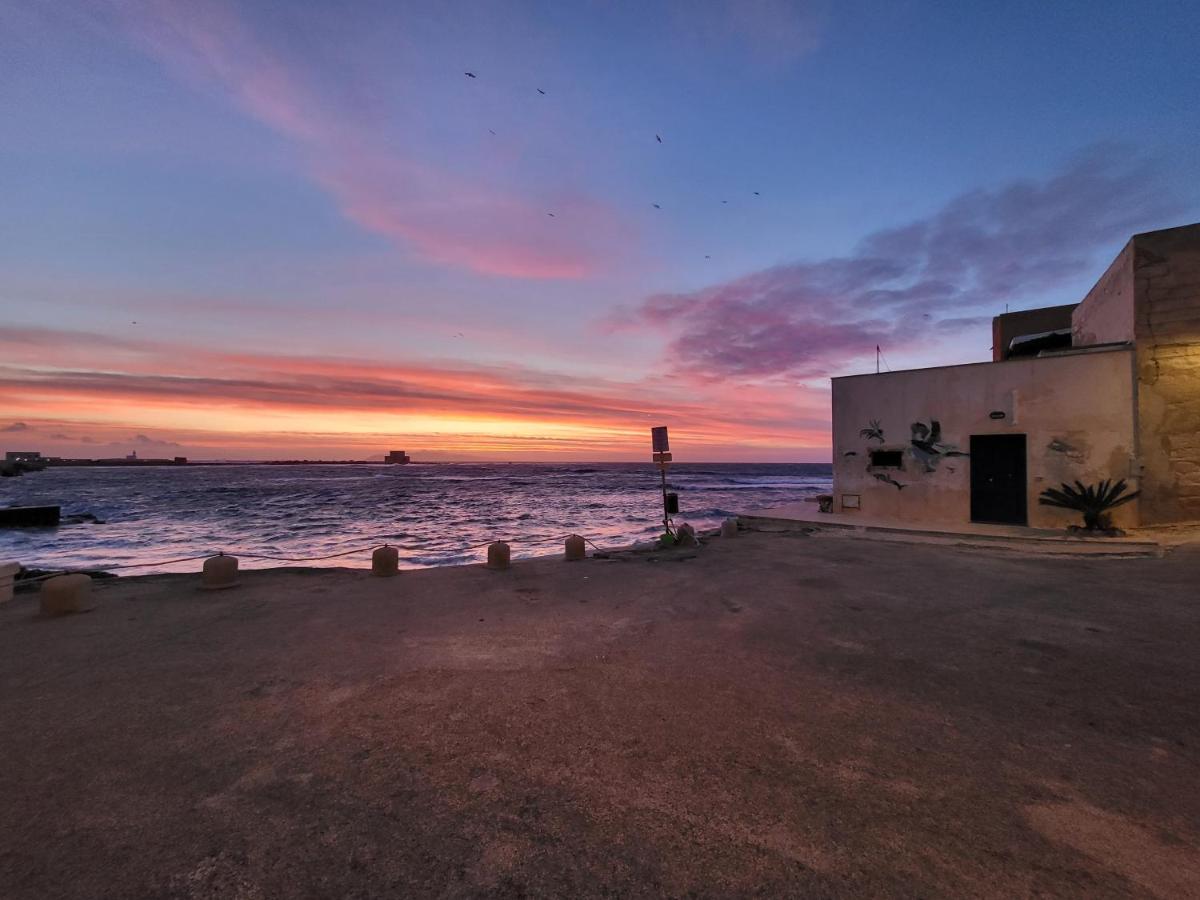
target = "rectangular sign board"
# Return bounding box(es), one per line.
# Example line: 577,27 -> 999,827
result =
652,451 -> 672,463
651,426 -> 670,453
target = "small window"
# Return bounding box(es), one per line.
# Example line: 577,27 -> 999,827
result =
869,450 -> 903,468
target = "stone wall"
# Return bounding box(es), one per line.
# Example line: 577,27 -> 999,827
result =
1132,224 -> 1200,523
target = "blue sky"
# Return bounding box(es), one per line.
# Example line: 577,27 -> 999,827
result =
1,0 -> 1197,459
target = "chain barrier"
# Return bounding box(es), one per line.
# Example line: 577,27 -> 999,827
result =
12,532 -> 632,584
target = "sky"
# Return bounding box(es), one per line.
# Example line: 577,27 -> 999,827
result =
2,0 -> 1198,461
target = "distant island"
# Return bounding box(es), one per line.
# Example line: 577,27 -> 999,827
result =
2,449 -> 419,474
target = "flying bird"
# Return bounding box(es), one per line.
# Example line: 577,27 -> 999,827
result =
704,255 -> 711,259
488,128 -> 496,135
652,203 -> 661,209
464,71 -> 476,78
655,134 -> 662,143
753,191 -> 760,196
537,88 -> 546,95
721,200 -> 728,204
547,212 -> 555,217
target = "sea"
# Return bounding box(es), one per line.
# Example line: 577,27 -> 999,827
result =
0,462 -> 832,574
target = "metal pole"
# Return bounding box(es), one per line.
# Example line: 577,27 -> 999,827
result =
660,463 -> 670,535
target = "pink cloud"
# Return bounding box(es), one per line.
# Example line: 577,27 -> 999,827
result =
103,0 -> 629,279
620,146 -> 1184,380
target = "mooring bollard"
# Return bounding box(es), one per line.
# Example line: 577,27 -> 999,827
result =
0,560 -> 19,604
487,541 -> 511,570
372,544 -> 399,577
40,573 -> 93,616
564,534 -> 586,561
720,518 -> 738,538
201,553 -> 239,590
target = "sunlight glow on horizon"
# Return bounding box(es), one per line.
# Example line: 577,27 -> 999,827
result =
3,2 -> 1196,461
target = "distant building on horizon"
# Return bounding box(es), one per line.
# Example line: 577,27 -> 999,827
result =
385,450 -> 411,464
830,221 -> 1200,529
5,451 -> 42,463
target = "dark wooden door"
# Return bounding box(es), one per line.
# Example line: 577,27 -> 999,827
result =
970,434 -> 1027,525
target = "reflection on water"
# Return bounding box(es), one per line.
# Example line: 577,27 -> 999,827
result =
0,462 -> 831,573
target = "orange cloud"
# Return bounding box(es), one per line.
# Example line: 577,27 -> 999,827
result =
0,327 -> 829,460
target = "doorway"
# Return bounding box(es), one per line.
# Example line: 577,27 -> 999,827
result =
970,434 -> 1027,525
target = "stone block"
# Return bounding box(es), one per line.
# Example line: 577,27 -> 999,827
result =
372,545 -> 399,577
0,561 -> 19,604
487,541 -> 510,570
564,534 -> 586,561
40,574 -> 93,616
202,554 -> 239,590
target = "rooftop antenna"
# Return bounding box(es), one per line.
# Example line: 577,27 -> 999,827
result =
876,345 -> 881,375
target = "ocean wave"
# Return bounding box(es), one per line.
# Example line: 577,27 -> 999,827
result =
1,462 -> 831,573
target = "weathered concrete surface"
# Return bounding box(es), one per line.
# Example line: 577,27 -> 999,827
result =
830,348 -> 1139,529
1,532 -> 1198,898
994,303 -> 1077,362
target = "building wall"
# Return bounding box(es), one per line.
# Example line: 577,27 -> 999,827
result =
1132,224 -> 1200,523
831,349 -> 1139,529
992,304 -> 1077,361
1073,241 -> 1136,346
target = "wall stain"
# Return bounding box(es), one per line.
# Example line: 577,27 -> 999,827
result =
859,420 -> 885,443
872,472 -> 906,491
910,420 -> 968,472
1047,438 -> 1085,462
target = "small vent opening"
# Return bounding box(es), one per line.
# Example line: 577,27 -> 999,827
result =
869,450 -> 903,469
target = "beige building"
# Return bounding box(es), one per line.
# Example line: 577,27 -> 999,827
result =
831,222 -> 1200,529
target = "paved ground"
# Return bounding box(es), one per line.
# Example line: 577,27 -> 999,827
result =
1,530 -> 1198,898
740,502 -> 1172,554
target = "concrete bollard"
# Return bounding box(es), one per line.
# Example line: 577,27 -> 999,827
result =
201,553 -> 239,590
720,518 -> 738,538
40,573 -> 93,616
487,541 -> 511,570
564,534 -> 586,561
372,545 -> 399,577
676,523 -> 698,547
0,561 -> 19,604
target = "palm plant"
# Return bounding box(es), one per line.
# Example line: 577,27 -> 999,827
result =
1038,479 -> 1139,531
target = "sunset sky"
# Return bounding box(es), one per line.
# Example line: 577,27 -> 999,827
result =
3,0 -> 1198,461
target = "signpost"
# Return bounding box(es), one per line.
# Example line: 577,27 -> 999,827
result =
651,426 -> 675,537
